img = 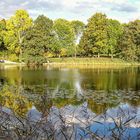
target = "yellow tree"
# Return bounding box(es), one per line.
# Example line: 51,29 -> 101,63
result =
4,9 -> 32,61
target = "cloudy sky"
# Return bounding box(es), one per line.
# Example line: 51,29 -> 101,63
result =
0,0 -> 139,23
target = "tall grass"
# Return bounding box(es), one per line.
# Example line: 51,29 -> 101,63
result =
47,57 -> 140,67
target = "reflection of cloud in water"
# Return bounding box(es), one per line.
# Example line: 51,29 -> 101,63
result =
52,85 -> 60,97
103,104 -> 140,128
1,102 -> 140,139
27,106 -> 42,122
60,68 -> 69,71
51,69 -> 84,97
74,81 -> 83,96
73,69 -> 83,96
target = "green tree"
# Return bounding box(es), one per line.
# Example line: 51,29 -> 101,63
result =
53,19 -> 75,57
119,20 -> 140,61
79,13 -> 108,57
48,30 -> 62,57
4,9 -> 32,61
0,19 -> 6,50
71,20 -> 85,57
107,19 -> 123,58
23,15 -> 53,65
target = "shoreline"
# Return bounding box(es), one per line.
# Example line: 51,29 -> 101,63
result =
0,58 -> 140,68
46,58 -> 140,67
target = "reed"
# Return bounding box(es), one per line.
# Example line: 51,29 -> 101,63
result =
47,57 -> 140,66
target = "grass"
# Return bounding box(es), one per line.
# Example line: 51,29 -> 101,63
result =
0,57 -> 139,68
47,57 -> 140,68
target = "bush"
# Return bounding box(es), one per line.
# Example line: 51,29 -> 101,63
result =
8,54 -> 19,62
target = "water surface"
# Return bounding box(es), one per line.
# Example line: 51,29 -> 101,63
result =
0,65 -> 140,115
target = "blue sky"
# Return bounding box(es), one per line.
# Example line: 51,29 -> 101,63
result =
0,0 -> 140,23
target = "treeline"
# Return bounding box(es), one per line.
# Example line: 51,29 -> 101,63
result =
0,10 -> 140,64
80,13 -> 140,61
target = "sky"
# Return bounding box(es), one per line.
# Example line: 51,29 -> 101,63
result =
0,0 -> 140,23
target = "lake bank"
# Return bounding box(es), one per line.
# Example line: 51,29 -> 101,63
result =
0,60 -> 25,65
0,58 -> 140,68
46,57 -> 140,68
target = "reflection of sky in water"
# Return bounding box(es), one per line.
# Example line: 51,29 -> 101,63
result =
46,103 -> 140,139
2,102 -> 139,139
77,103 -> 140,139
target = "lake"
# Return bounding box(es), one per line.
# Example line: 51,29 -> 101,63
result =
0,65 -> 140,139
0,65 -> 140,115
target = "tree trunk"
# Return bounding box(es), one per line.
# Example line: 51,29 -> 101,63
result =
75,46 -> 77,58
18,31 -> 23,63
98,53 -> 100,58
75,53 -> 77,58
111,53 -> 113,59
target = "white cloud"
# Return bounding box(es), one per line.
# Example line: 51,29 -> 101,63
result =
0,0 -> 140,23
102,0 -> 128,4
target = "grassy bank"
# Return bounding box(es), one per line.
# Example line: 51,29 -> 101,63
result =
0,58 -> 140,68
0,61 -> 25,65
47,57 -> 140,67
46,58 -> 140,68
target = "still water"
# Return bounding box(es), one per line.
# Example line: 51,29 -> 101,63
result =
0,65 -> 140,116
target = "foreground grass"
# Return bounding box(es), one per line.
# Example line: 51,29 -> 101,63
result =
47,57 -> 140,67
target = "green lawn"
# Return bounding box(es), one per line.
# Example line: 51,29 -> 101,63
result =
48,57 -> 140,66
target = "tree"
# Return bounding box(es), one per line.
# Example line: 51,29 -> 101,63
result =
71,20 -> 85,57
0,19 -> 6,51
119,20 -> 140,61
107,19 -> 123,58
4,9 -> 32,61
79,13 -> 108,57
23,15 -> 53,65
53,19 -> 75,57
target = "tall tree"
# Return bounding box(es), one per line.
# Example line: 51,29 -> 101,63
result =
79,13 -> 108,57
23,15 -> 53,65
0,19 -> 6,51
53,19 -> 75,57
4,9 -> 32,61
119,20 -> 140,61
107,19 -> 123,58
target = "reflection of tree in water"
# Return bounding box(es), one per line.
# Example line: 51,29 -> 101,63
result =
0,78 -> 5,85
87,89 -> 140,114
0,66 -> 140,91
87,99 -> 118,114
80,67 -> 140,91
123,91 -> 140,107
0,85 -> 32,116
0,67 -> 22,85
0,84 -> 140,115
0,66 -> 140,115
